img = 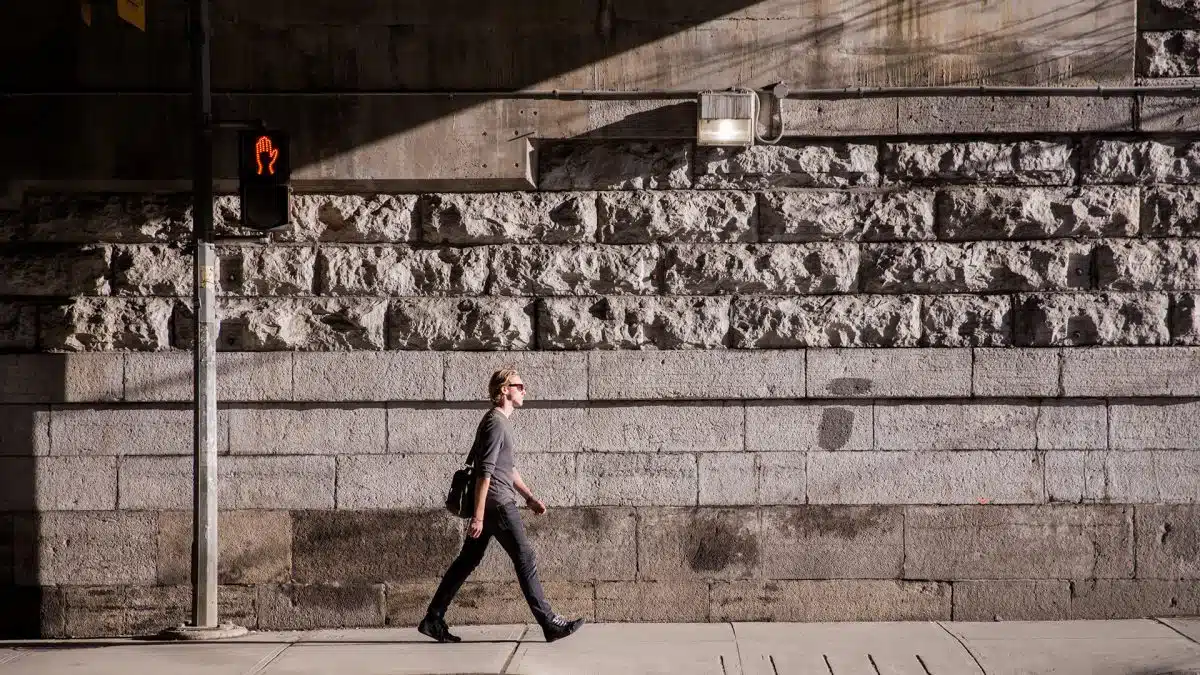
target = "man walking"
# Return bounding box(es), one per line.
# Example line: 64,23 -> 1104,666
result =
419,367 -> 585,644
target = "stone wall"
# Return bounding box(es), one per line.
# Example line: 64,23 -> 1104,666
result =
2,130 -> 1200,637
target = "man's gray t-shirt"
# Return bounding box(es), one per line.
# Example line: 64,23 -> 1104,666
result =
470,408 -> 518,507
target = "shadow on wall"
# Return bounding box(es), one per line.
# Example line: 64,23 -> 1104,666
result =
1,358 -> 62,638
0,0 -> 1135,188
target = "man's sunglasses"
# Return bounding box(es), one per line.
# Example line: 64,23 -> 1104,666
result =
507,383 -> 526,391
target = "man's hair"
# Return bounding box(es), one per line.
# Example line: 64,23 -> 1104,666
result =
488,366 -> 520,405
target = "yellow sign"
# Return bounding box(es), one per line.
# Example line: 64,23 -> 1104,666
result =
80,0 -> 92,26
117,0 -> 146,31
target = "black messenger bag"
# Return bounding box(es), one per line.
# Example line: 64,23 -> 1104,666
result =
445,451 -> 475,519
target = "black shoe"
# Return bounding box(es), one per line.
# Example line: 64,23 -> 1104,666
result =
418,614 -> 462,643
542,614 -> 584,643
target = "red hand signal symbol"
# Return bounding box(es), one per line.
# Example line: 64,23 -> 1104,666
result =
255,136 -> 280,176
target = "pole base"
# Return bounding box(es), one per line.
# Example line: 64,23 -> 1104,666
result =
156,623 -> 250,641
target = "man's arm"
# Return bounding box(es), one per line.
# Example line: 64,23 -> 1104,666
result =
512,468 -> 533,500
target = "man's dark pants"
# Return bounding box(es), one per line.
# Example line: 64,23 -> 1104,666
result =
427,500 -> 554,628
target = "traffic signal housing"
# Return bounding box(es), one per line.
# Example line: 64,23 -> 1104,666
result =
237,130 -> 291,231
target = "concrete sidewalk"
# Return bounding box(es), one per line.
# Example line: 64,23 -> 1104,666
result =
2,619 -> 1199,675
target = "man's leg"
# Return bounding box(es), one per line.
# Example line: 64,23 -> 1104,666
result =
492,504 -> 555,628
426,524 -> 492,621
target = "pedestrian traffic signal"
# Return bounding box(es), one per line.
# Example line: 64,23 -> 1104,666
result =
237,130 -> 291,231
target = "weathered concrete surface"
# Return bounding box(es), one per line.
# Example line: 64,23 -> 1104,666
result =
808,451 -> 1044,504
0,354 -> 124,403
760,506 -> 903,579
973,347 -> 1061,397
421,192 -> 596,244
124,352 -> 294,402
746,403 -> 872,452
175,299 -> 388,351
389,298 -> 533,350
710,580 -> 950,622
1014,292 -> 1171,346
227,405 -> 387,455
319,246 -> 487,296
637,508 -> 760,582
444,351 -> 587,401
292,352 -> 443,401
899,96 -> 1133,133
1037,400 -> 1108,450
1046,450 -> 1200,503
663,243 -> 858,295
1085,138 -> 1200,184
952,580 -> 1072,621
1143,187 -> 1200,236
291,510 -> 463,584
538,142 -> 691,190
474,507 -> 636,583
539,296 -> 730,349
874,401 -> 1038,450
1062,347 -> 1200,396
157,511 -> 291,585
1096,239 -> 1200,291
1135,504 -> 1200,579
42,298 -> 174,352
862,241 -> 1092,293
491,244 -> 661,296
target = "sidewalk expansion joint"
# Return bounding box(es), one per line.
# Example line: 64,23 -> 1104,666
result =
934,622 -> 988,675
1154,617 -> 1200,646
243,643 -> 290,675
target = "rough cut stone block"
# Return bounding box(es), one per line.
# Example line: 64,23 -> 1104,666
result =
293,352 -> 442,401
14,194 -> 191,243
1141,0 -> 1200,30
663,243 -> 859,295
761,506 -> 903,579
596,581 -> 709,622
0,405 -> 50,456
110,244 -> 190,296
292,510 -> 463,584
921,295 -> 1014,348
175,298 -> 388,351
1141,89 -> 1200,133
1176,293 -> 1200,345
862,241 -> 1092,294
903,505 -> 1133,579
475,507 -> 636,583
732,296 -> 921,348
936,187 -> 1139,240
1142,31 -> 1200,77
1084,138 -> 1200,184
638,508 -> 760,581
807,348 -> 971,399
42,298 -> 174,352
0,245 -> 111,296
973,348 -> 1061,397
1047,451 -> 1200,503
539,296 -> 730,350
282,194 -> 417,243
1063,347 -> 1200,396
1037,401 -> 1108,450
60,586 -> 132,637
228,405 -> 387,455
551,403 -> 743,454
0,301 -> 36,350
215,245 -> 317,296
1096,239 -> 1200,291
1068,579 -> 1200,618
258,584 -> 386,630
747,403 -> 872,452
590,349 -> 804,400
320,246 -> 488,296
126,585 -> 194,636
694,142 -> 879,189
444,351 -> 587,401
0,354 -> 124,403
875,401 -> 1038,450
577,453 -> 697,506
124,352 -> 294,402
539,142 -> 691,190
953,581 -> 1072,621
421,192 -> 597,244
15,512 -> 157,586
758,190 -> 935,242
390,298 -> 533,350
336,453 -> 471,509
35,456 -> 117,511
597,191 -> 755,244
698,453 -> 758,506
808,451 -> 1044,504
158,510 -> 291,584
710,580 -> 950,622
757,453 -> 808,505
1110,400 -> 1200,449
490,244 -> 661,296
1142,187 -> 1200,236
1014,293 -> 1171,346
883,140 -> 1076,185
386,406 -> 509,454
779,98 -> 898,136
1136,505 -> 1200,579
118,455 -> 336,509
50,406 -> 211,456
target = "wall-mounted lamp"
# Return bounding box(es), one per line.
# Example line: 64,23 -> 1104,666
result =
696,90 -> 756,147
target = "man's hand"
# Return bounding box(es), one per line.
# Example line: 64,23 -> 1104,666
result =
526,495 -> 546,515
468,516 -> 484,538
